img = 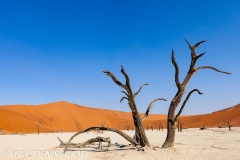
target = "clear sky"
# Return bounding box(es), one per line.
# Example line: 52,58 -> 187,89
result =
0,0 -> 239,115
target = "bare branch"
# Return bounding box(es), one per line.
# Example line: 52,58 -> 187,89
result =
103,70 -> 127,89
184,39 -> 191,49
121,91 -> 128,97
193,40 -> 207,48
142,98 -> 167,121
195,66 -> 232,75
171,50 -> 181,89
174,89 -> 203,122
134,83 -> 148,98
196,52 -> 206,59
63,127 -> 138,152
120,97 -> 129,103
120,65 -> 131,92
185,39 -> 206,57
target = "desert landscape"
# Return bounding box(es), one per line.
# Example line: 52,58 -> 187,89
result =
0,102 -> 240,159
0,102 -> 240,134
1,1 -> 240,160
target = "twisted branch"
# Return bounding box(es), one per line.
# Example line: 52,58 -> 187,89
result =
120,97 -> 129,102
120,65 -> 131,92
142,98 -> 167,121
174,89 -> 203,122
172,50 -> 181,89
121,91 -> 129,97
185,39 -> 206,57
195,66 -> 232,75
103,70 -> 127,90
63,127 -> 138,152
134,83 -> 148,98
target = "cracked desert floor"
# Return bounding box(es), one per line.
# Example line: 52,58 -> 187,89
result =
0,128 -> 240,160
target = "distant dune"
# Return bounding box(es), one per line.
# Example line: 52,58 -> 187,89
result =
0,101 -> 239,133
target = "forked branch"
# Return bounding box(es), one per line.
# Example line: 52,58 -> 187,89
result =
134,83 -> 148,98
185,39 -> 207,56
120,65 -> 131,91
142,98 -> 167,121
174,89 -> 203,122
103,70 -> 127,90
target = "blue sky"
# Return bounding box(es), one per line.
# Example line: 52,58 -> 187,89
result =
0,0 -> 239,114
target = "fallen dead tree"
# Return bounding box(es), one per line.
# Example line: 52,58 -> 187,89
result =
58,136 -> 111,149
62,127 -> 138,152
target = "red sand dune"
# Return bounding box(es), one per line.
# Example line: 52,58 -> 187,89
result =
0,101 -> 239,133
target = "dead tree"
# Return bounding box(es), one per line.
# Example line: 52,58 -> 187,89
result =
36,125 -> 40,134
162,40 -> 231,148
103,66 -> 166,147
150,125 -> 154,131
0,128 -> 3,135
222,119 -> 233,131
159,120 -> 163,131
180,121 -> 183,132
58,136 -> 111,150
154,122 -> 158,131
124,121 -> 130,131
101,122 -> 106,133
177,119 -> 183,132
63,127 -> 138,152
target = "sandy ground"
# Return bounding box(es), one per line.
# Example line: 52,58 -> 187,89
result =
0,128 -> 240,160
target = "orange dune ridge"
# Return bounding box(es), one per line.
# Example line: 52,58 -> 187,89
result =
0,101 -> 239,133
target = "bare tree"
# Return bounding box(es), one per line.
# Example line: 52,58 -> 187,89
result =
103,66 -> 166,147
222,119 -> 233,131
149,125 -> 154,131
162,40 -> 231,148
177,118 -> 183,132
58,136 -> 112,150
36,125 -> 40,135
154,122 -> 158,131
124,121 -> 130,131
63,127 -> 138,152
101,122 -> 106,133
159,120 -> 163,131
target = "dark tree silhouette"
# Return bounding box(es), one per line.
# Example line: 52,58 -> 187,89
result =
103,66 -> 166,147
162,40 -> 231,148
36,125 -> 40,134
222,119 -> 233,131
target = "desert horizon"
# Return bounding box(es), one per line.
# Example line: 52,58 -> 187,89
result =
1,1 -> 239,159
0,101 -> 239,134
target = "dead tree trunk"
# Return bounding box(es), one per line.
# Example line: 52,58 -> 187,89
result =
150,126 -> 154,131
101,122 -> 106,133
222,119 -> 233,131
180,121 -> 183,132
58,136 -> 111,149
158,121 -> 163,131
36,125 -> 39,134
177,119 -> 183,132
177,119 -> 180,132
154,123 -> 158,131
103,66 -> 166,147
162,40 -> 231,148
63,127 -> 137,152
